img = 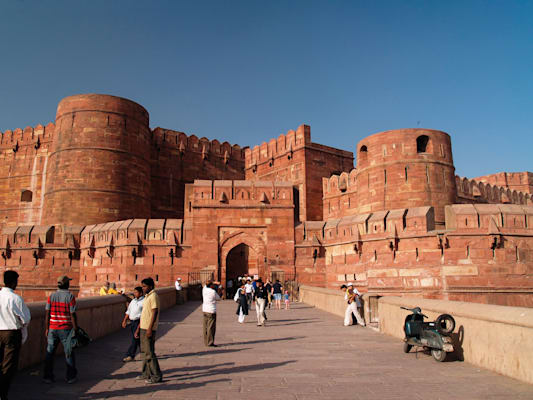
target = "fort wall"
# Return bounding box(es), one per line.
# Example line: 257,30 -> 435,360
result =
244,125 -> 353,221
474,171 -> 533,195
42,94 -> 152,225
306,204 -> 533,307
150,128 -> 245,219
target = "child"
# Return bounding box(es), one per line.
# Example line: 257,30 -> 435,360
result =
283,290 -> 290,310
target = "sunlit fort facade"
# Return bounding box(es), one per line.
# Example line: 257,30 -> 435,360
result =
1,94 -> 532,306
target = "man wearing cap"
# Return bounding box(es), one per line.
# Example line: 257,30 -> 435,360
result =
343,283 -> 365,327
174,277 -> 182,291
43,275 -> 78,384
0,270 -> 31,400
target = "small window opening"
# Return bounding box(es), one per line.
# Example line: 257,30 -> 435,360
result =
415,248 -> 419,261
135,274 -> 138,281
359,145 -> 368,164
466,246 -> 470,258
156,274 -> 159,282
21,190 -> 32,202
405,166 -> 408,182
416,135 -> 430,153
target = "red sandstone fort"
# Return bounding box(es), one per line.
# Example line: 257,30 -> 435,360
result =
1,94 -> 532,306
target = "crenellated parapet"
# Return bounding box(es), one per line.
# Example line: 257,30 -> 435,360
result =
191,179 -> 294,205
152,127 -> 245,161
0,122 -> 55,147
474,172 -> 533,195
455,175 -> 532,206
244,124 -> 310,168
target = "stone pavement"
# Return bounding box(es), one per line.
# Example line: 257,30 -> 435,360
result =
10,300 -> 533,399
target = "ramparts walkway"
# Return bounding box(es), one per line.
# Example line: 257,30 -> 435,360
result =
11,301 -> 533,399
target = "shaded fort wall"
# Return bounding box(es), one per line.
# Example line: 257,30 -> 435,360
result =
244,125 -> 353,222
0,123 -> 55,230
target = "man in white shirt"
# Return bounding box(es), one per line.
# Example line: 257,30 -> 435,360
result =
0,270 -> 31,399
121,286 -> 144,362
174,278 -> 182,291
244,279 -> 254,309
202,281 -> 221,347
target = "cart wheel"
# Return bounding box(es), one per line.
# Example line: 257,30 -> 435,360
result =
436,314 -> 455,335
403,342 -> 412,353
431,349 -> 447,362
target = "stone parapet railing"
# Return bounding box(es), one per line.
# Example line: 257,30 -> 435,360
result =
19,286 -> 184,370
299,285 -> 533,384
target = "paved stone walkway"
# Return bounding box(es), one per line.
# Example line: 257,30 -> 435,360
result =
10,300 -> 533,399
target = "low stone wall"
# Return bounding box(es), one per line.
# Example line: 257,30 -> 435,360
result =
19,287 -> 181,369
379,296 -> 533,384
299,285 -> 347,318
299,285 -> 533,385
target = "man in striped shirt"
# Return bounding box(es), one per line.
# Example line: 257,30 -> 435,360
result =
43,275 -> 78,384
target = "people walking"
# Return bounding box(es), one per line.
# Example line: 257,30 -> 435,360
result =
254,280 -> 268,326
43,275 -> 78,384
0,270 -> 31,400
202,281 -> 221,347
135,277 -> 162,384
244,279 -> 254,310
343,283 -> 365,327
283,290 -> 290,310
122,286 -> 144,362
272,280 -> 283,310
234,282 -> 248,323
264,280 -> 272,309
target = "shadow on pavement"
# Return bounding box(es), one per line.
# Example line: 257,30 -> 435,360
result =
11,301 -> 202,399
220,336 -> 305,346
158,347 -> 252,359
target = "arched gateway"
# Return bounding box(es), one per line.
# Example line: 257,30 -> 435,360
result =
219,232 -> 267,288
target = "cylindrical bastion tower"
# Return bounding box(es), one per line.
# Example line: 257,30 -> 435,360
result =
42,94 -> 151,225
355,129 -> 456,225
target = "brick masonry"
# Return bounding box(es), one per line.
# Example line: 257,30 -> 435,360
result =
0,93 -> 532,306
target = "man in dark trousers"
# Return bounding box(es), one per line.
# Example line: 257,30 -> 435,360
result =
121,286 -> 144,362
43,275 -> 78,384
202,281 -> 221,347
134,278 -> 162,384
0,270 -> 31,400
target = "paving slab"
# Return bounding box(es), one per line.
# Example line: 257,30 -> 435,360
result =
9,300 -> 533,399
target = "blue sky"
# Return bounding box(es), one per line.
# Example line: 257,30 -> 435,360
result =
0,0 -> 531,177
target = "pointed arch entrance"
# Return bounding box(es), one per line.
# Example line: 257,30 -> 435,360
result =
219,230 -> 267,290
225,243 -> 257,281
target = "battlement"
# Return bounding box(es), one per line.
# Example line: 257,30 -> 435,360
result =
191,180 -> 293,205
0,122 -> 55,146
455,175 -> 532,205
473,172 -> 533,195
244,124 -> 310,167
152,127 -> 245,161
322,169 -> 358,198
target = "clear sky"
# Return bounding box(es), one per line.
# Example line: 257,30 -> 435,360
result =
0,0 -> 531,178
